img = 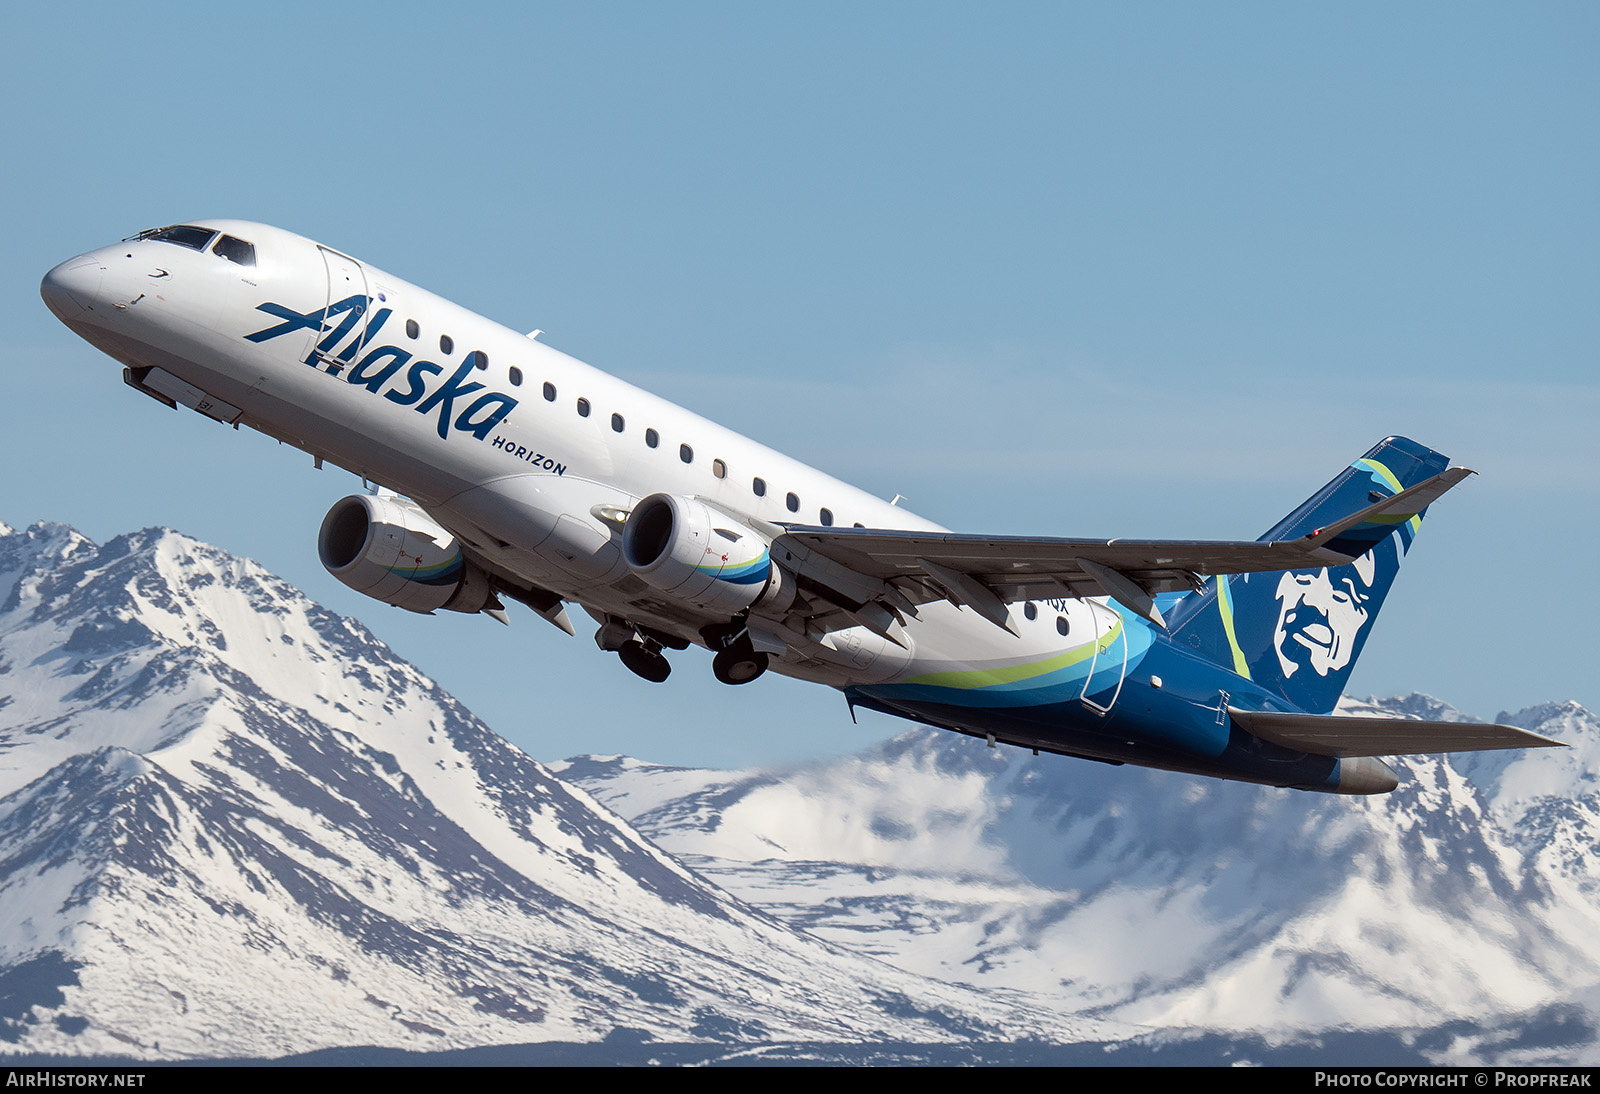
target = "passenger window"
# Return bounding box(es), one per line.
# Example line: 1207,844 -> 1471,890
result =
577,398 -> 590,417
752,477 -> 766,497
1057,616 -> 1070,636
1024,602 -> 1037,621
508,366 -> 523,386
440,334 -> 454,355
645,428 -> 659,448
680,444 -> 693,464
819,508 -> 833,526
786,492 -> 800,513
712,458 -> 726,479
543,382 -> 556,401
469,350 -> 488,370
405,319 -> 420,340
212,235 -> 256,266
611,413 -> 625,433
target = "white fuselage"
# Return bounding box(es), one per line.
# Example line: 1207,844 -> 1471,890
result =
43,220 -> 1099,694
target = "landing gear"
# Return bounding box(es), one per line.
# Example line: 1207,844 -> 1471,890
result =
601,613 -> 769,685
618,640 -> 671,683
597,614 -> 673,683
700,616 -> 771,686
711,639 -> 768,685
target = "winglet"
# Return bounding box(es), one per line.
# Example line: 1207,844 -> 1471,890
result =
1300,467 -> 1475,559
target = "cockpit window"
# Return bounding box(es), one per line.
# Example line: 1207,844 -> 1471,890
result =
138,225 -> 218,251
212,235 -> 256,266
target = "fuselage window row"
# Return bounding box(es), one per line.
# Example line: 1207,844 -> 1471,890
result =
477,376 -> 830,525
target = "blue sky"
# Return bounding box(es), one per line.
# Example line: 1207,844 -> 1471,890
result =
4,3 -> 1596,769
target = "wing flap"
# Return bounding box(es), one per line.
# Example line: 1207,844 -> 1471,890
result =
777,528 -> 1331,602
1228,708 -> 1564,757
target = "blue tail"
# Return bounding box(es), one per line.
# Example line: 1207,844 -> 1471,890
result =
1165,437 -> 1451,714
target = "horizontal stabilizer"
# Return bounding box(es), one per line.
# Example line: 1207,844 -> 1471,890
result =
1229,708 -> 1564,758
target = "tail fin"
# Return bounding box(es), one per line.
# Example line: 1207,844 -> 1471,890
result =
1166,437 -> 1453,714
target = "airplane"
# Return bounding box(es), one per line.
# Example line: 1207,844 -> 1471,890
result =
39,220 -> 1560,795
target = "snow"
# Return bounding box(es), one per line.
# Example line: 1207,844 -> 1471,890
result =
0,522 -> 1075,1059
569,694 -> 1600,1053
3,517 -> 1597,1063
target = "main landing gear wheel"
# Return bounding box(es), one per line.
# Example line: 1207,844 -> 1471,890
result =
712,644 -> 769,686
618,640 -> 671,683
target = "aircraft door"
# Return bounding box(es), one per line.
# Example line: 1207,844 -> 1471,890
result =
311,245 -> 372,374
1079,600 -> 1128,716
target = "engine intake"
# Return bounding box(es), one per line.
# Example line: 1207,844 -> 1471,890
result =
622,493 -> 791,616
318,494 -> 493,615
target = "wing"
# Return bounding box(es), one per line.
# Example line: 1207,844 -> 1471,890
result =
768,466 -> 1472,638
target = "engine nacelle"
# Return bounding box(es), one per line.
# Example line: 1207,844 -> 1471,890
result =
318,494 -> 494,615
622,493 -> 792,617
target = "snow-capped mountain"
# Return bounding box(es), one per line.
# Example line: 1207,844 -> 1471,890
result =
0,520 -> 1078,1060
4,515 -> 1594,1064
559,695 -> 1600,1059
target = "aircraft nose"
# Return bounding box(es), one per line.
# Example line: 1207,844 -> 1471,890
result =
40,255 -> 106,322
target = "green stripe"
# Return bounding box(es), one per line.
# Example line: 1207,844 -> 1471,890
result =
1354,457 -> 1403,493
1356,457 -> 1422,536
1216,576 -> 1251,679
904,617 -> 1122,690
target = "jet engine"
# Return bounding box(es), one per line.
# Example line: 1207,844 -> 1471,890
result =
621,493 -> 792,616
318,494 -> 494,615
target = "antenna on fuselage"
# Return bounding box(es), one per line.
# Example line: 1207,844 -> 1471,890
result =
526,329 -> 543,340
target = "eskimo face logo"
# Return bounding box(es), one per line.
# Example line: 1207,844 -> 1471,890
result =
1272,550 -> 1377,678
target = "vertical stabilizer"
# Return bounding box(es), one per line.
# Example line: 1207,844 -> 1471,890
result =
1166,437 -> 1451,714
